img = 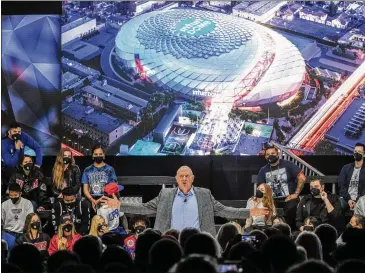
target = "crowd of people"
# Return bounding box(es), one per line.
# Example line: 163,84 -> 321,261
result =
1,122 -> 365,273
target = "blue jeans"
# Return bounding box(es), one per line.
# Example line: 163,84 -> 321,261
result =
31,200 -> 38,211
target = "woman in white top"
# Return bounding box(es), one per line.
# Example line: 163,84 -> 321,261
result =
245,183 -> 276,231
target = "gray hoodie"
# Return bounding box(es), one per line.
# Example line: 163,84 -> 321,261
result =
1,197 -> 33,233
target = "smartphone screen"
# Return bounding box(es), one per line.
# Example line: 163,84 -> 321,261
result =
218,264 -> 238,272
242,235 -> 256,242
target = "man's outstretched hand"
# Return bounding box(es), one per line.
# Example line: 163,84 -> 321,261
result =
250,207 -> 269,217
100,194 -> 120,209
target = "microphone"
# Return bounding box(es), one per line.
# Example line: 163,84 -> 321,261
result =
184,199 -> 187,203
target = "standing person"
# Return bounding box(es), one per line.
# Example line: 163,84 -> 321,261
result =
245,183 -> 276,231
52,148 -> 81,198
2,183 -> 33,239
48,215 -> 82,255
256,145 -> 306,229
296,178 -> 342,231
51,187 -> 90,235
16,213 -> 50,258
82,145 -> 117,211
338,142 -> 365,211
101,166 -> 269,236
97,183 -> 126,235
1,122 -> 42,197
9,155 -> 50,210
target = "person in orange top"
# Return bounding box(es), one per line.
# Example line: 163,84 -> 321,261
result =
48,214 -> 82,255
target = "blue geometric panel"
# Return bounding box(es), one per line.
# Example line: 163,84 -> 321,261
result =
1,15 -> 61,155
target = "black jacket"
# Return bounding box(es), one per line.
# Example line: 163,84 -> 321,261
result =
296,192 -> 343,229
338,162 -> 365,201
51,165 -> 81,197
9,166 -> 51,208
50,198 -> 90,235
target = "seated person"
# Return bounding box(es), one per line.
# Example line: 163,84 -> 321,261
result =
89,215 -> 109,238
301,216 -> 320,232
1,183 -> 33,238
336,214 -> 365,245
124,215 -> 149,258
48,215 -> 82,255
51,147 -> 81,198
16,213 -> 50,259
245,183 -> 276,231
97,183 -> 126,235
355,195 -> 365,217
296,178 -> 342,231
9,155 -> 50,210
338,142 -> 365,211
82,145 -> 117,211
272,215 -> 286,225
50,187 -> 90,235
1,122 -> 42,191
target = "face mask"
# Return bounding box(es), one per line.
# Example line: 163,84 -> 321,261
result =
65,201 -> 76,209
10,197 -> 20,204
135,225 -> 146,234
267,155 -> 279,164
12,133 -> 20,141
63,224 -> 73,233
93,156 -> 104,164
255,190 -> 264,199
310,188 -> 320,197
354,152 -> 363,162
303,226 -> 314,232
23,163 -> 33,171
63,157 -> 71,165
346,223 -> 353,229
97,224 -> 105,233
31,221 -> 41,230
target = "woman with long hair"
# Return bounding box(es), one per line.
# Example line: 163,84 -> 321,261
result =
244,183 -> 276,231
16,213 -> 50,258
52,148 -> 81,198
48,215 -> 82,255
89,215 -> 109,237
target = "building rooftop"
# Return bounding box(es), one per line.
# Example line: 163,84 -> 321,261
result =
63,40 -> 101,61
129,140 -> 161,155
326,98 -> 365,151
62,101 -> 125,134
93,81 -> 148,108
300,7 -> 327,17
82,85 -> 142,115
62,57 -> 100,77
154,104 -> 182,135
62,71 -> 79,87
233,1 -> 282,15
62,17 -> 94,33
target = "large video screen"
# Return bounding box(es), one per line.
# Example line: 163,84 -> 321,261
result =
2,1 -> 365,156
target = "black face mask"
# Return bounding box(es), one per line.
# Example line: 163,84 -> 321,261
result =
135,225 -> 146,234
346,223 -> 353,229
303,226 -> 314,232
31,221 -> 41,230
10,197 -> 20,204
63,157 -> 71,165
310,188 -> 321,197
267,155 -> 279,164
23,163 -> 33,171
93,156 -> 104,164
97,224 -> 105,233
63,224 -> 73,233
354,152 -> 363,162
65,201 -> 76,209
12,133 -> 20,141
255,190 -> 264,199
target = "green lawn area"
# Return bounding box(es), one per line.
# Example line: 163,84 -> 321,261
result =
244,122 -> 273,138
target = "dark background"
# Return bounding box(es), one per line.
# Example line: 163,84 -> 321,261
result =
39,155 -> 353,201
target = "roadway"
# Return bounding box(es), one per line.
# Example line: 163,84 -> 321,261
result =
290,61 -> 365,150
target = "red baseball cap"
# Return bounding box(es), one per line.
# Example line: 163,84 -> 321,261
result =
104,182 -> 124,196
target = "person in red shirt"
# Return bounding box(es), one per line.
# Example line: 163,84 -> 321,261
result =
48,214 -> 82,255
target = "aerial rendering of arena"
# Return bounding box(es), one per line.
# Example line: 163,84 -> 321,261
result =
114,8 -> 307,155
115,8 -> 306,107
